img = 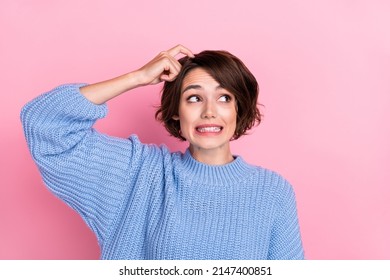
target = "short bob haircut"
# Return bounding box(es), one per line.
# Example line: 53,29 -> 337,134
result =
155,50 -> 261,141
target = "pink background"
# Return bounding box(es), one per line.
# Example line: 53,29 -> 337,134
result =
1,0 -> 389,259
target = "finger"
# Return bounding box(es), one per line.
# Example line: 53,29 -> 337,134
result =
160,56 -> 181,75
166,44 -> 195,58
160,72 -> 177,82
160,63 -> 180,82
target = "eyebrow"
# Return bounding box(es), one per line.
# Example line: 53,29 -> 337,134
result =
181,84 -> 224,94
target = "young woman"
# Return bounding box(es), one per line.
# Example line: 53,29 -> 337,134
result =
21,45 -> 304,259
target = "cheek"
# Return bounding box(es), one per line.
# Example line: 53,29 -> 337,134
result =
177,114 -> 193,137
222,107 -> 237,125
227,112 -> 238,136
178,106 -> 200,124
230,115 -> 237,131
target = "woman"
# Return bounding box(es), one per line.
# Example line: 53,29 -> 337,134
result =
21,45 -> 304,259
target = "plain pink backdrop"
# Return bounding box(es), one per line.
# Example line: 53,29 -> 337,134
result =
1,0 -> 389,259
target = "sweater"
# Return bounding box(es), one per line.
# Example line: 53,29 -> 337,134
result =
21,84 -> 305,260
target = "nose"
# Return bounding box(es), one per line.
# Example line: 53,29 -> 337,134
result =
201,100 -> 217,119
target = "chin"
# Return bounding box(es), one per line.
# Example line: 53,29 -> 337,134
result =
190,141 -> 229,151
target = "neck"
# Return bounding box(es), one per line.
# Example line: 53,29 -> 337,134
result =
189,145 -> 234,165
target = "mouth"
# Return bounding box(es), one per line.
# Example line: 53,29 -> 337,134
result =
195,125 -> 223,133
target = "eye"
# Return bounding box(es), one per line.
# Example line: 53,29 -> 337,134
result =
187,95 -> 201,103
218,94 -> 232,102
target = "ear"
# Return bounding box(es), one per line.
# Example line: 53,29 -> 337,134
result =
172,115 -> 180,121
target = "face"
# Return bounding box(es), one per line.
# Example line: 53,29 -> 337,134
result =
173,68 -> 237,159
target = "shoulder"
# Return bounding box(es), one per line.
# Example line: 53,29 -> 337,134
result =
244,161 -> 296,202
259,167 -> 297,212
246,160 -> 292,187
125,134 -> 174,164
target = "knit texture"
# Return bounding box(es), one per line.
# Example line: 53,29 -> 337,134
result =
21,84 -> 304,260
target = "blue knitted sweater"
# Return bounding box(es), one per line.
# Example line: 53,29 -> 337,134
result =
21,84 -> 304,260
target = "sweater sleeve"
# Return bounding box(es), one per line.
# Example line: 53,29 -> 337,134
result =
20,84 -> 146,246
268,178 -> 305,260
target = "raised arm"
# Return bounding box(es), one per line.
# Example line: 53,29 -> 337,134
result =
80,44 -> 194,104
20,45 -> 193,246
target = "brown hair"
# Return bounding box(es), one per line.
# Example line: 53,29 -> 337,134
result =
155,50 -> 261,141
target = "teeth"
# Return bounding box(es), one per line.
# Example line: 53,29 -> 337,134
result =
197,127 -> 222,133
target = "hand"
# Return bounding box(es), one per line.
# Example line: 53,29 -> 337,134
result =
137,44 -> 194,85
80,45 -> 194,105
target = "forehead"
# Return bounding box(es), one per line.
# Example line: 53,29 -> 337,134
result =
181,68 -> 219,90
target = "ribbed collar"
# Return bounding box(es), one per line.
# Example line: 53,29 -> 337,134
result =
176,149 -> 256,186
